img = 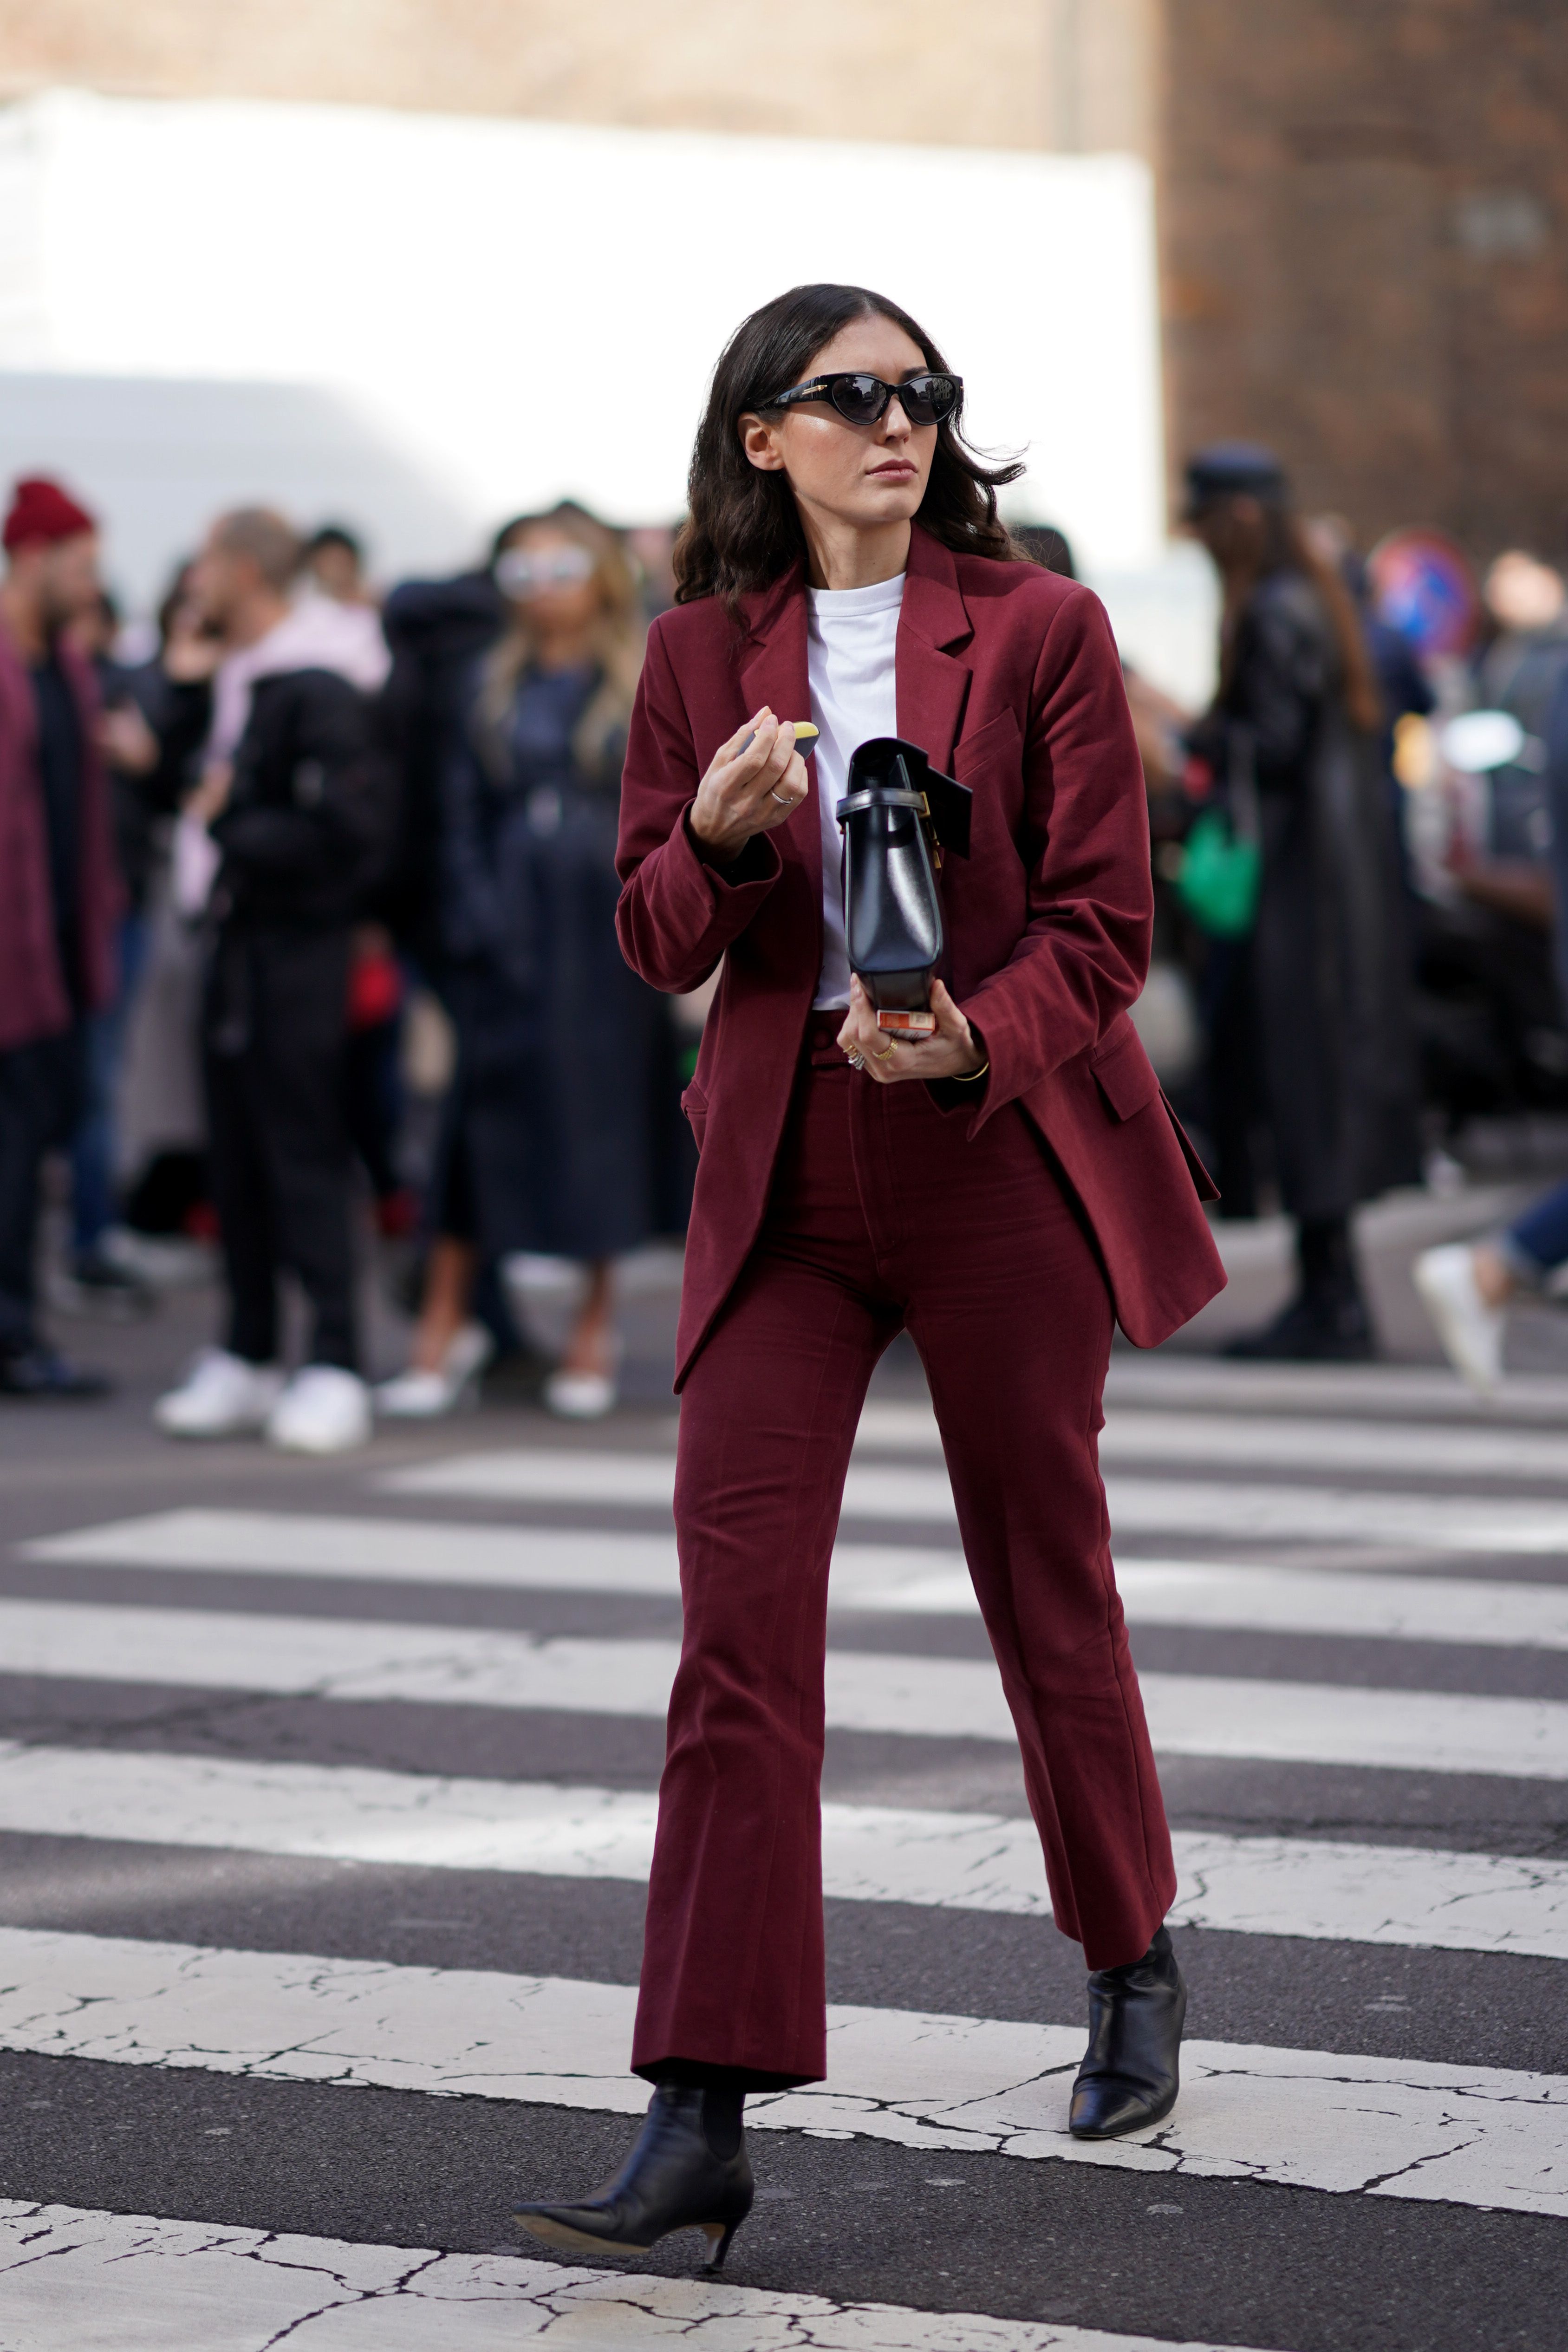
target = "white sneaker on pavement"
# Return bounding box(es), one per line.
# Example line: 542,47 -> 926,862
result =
266,1365 -> 373,1454
1414,1243 -> 1505,1393
375,1323 -> 494,1419
155,1349 -> 285,1438
543,1368 -> 618,1420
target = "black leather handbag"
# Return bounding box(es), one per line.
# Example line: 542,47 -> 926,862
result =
837,736 -> 972,1029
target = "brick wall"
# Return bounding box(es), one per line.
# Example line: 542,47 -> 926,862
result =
1159,0 -> 1568,560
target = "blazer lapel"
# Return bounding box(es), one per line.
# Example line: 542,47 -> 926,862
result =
738,561 -> 820,912
897,526 -> 973,776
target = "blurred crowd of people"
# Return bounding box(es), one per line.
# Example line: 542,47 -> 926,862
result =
5,442 -> 1568,1437
0,478 -> 694,1446
1124,446 -> 1568,1371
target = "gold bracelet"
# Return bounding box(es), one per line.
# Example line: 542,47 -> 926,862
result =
952,1059 -> 990,1083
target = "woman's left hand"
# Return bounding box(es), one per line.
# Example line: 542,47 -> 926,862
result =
836,976 -> 985,1084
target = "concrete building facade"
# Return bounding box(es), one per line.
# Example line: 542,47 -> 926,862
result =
0,0 -> 1155,155
2,0 -> 1561,559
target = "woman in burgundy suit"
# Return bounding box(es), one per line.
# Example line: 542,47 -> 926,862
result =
516,284 -> 1225,2267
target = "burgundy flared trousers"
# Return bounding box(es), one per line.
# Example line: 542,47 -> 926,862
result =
631,1028 -> 1177,2087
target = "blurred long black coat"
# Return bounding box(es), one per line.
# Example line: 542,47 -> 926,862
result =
1208,568 -> 1420,1221
439,660 -> 667,1261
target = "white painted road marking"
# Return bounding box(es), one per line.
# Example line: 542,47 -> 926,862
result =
376,1445 -> 1568,1551
2,1599 -> 1565,1776
0,2199 -> 1279,2352
26,1510 -> 1568,1649
380,1447 -> 965,1521
23,1512 -> 685,1595
852,1555 -> 1568,1648
1101,1358 -> 1568,1420
5,1739 -> 1568,1958
0,1931 -> 1563,2218
1104,1478 -> 1568,1554
858,1401 -> 1568,1484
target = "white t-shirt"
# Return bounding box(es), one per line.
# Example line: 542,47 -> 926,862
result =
806,572 -> 905,1010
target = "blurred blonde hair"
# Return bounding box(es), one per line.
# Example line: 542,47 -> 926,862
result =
478,501 -> 645,780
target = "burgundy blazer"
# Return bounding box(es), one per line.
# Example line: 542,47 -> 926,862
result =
0,621 -> 118,1053
616,523 -> 1225,1387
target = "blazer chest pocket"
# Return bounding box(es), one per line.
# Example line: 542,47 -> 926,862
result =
954,707 -> 1023,782
1090,1018 -> 1160,1122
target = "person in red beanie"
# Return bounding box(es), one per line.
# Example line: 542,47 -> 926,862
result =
0,476 -> 119,1396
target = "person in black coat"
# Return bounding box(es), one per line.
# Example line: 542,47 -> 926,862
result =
377,561 -> 506,967
379,502 -> 664,1421
1185,446 -> 1420,1358
154,508 -> 393,1451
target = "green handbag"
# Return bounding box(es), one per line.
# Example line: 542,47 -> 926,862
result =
1175,804 -> 1262,938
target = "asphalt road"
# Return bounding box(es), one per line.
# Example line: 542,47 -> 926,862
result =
1,1222 -> 1567,2352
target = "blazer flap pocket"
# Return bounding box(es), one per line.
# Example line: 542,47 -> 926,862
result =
1090,1017 -> 1159,1121
954,707 -> 1023,777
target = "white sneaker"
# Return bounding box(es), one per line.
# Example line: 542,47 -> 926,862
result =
544,1368 -> 618,1420
155,1348 -> 285,1438
375,1323 -> 494,1419
266,1365 -> 373,1454
1414,1244 -> 1505,1393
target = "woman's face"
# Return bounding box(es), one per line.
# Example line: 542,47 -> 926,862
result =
497,524 -> 603,634
740,314 -> 937,533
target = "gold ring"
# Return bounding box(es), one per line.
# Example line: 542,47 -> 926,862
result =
872,1041 -> 897,1062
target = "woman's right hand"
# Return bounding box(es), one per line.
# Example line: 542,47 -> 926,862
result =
688,707 -> 809,864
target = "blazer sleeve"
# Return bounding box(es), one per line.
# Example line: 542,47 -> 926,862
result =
614,619 -> 782,995
958,586 -> 1153,1127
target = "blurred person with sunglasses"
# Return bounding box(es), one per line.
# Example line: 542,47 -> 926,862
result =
512,284 -> 1224,2267
377,503 -> 664,1420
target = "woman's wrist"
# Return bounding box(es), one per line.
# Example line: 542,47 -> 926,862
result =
688,801 -> 750,864
951,1015 -> 988,1080
685,806 -> 766,881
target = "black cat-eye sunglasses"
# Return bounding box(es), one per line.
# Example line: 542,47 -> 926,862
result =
761,371 -> 963,428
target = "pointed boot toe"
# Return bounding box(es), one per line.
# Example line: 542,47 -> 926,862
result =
1068,2072 -> 1179,2140
1068,1925 -> 1186,2143
514,2086 -> 753,2267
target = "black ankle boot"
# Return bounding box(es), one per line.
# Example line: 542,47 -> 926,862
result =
1224,1215 -> 1376,1362
514,2085 -> 754,2265
1069,1925 -> 1187,2140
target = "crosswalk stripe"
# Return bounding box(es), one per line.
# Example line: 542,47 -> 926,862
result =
381,1448 -> 966,1522
0,2198 -> 1279,2352
0,1928 -> 1563,2217
4,1739 -> 1567,1958
860,1556 -> 1568,1646
377,1446 -> 1568,1552
2,1597 -> 1564,1776
23,1511 -> 684,1595
1101,1359 -> 1568,1420
859,1401 -> 1568,1484
29,1512 -> 1568,1650
1104,1478 -> 1568,1554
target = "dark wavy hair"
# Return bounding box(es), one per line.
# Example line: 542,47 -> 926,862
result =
673,283 -> 1025,620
